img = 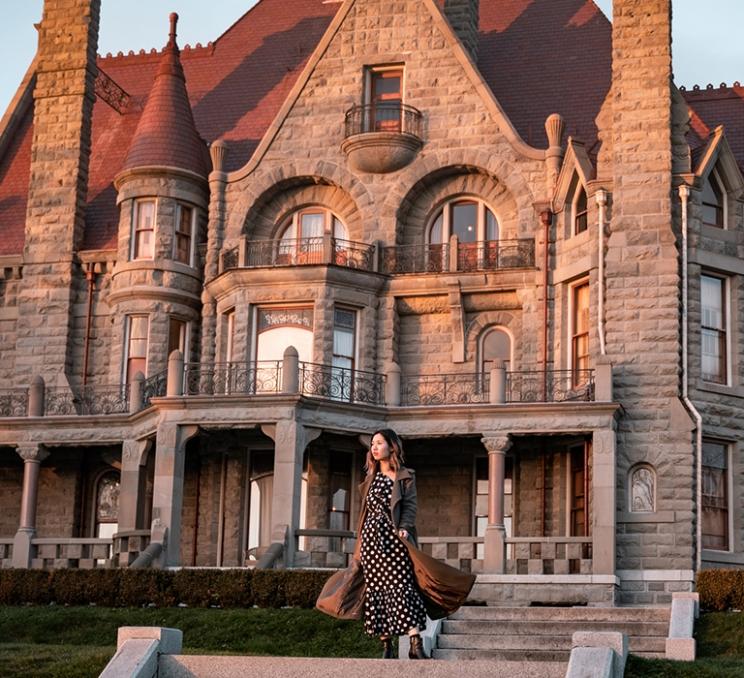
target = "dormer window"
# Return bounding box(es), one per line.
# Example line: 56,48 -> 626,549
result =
702,169 -> 725,228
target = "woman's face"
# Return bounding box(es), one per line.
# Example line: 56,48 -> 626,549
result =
371,433 -> 391,461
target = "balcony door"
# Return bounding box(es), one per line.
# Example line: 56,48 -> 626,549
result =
255,307 -> 313,391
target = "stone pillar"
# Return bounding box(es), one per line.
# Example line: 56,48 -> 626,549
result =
592,429 -> 617,575
118,439 -> 150,532
12,444 -> 50,568
263,422 -> 321,566
150,423 -> 198,566
129,372 -> 145,413
14,0 -> 101,385
489,360 -> 506,404
281,346 -> 299,394
166,350 -> 184,397
385,362 -> 401,406
448,234 -> 459,272
28,376 -> 45,416
481,435 -> 512,573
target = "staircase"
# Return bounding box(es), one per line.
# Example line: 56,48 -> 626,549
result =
434,606 -> 670,662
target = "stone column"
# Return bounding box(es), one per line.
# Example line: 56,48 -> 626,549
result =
150,423 -> 198,566
12,444 -> 50,568
118,439 -> 150,531
481,435 -> 512,573
592,429 -> 617,575
263,421 -> 321,566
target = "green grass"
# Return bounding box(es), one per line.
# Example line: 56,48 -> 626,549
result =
0,606 -> 380,678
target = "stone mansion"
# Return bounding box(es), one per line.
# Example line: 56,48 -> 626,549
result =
0,0 -> 742,606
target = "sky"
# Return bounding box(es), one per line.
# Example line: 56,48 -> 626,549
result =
1,1 -> 743,116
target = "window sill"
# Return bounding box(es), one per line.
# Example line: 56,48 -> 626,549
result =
618,511 -> 675,524
695,380 -> 744,399
701,224 -> 739,242
702,549 -> 742,565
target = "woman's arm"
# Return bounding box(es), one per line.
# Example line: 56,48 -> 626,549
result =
398,475 -> 417,536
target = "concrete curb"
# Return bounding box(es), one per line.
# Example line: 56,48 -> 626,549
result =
665,592 -> 699,661
566,631 -> 627,678
99,627 -> 183,678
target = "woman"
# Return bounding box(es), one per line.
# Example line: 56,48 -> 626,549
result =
358,428 -> 429,659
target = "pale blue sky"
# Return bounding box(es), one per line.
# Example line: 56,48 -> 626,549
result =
1,1 -> 742,115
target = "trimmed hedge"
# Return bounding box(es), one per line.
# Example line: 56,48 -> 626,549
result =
0,568 -> 332,609
697,569 -> 744,612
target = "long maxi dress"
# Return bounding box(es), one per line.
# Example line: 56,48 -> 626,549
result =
359,472 -> 427,637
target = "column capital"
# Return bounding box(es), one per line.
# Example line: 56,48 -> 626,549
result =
16,444 -> 49,463
481,435 -> 512,454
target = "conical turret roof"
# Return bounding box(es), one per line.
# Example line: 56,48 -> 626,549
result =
121,13 -> 208,178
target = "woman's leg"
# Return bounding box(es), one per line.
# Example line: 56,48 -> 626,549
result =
380,636 -> 394,659
407,629 -> 429,660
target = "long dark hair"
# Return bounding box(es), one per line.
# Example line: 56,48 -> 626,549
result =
365,428 -> 405,476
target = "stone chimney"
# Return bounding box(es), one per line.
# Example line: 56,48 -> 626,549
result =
444,0 -> 479,62
15,0 -> 100,384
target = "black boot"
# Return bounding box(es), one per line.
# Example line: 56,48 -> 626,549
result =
408,634 -> 429,660
381,637 -> 394,659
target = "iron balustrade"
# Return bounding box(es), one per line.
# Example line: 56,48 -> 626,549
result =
0,388 -> 29,417
143,370 -> 167,405
43,384 -> 129,416
456,239 -> 535,271
506,369 -> 595,403
183,361 -> 282,396
380,243 -> 449,274
344,102 -> 423,138
299,362 -> 385,405
221,246 -> 239,271
332,238 -> 375,270
401,373 -> 490,406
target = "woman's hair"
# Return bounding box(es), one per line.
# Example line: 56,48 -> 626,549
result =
365,428 -> 406,476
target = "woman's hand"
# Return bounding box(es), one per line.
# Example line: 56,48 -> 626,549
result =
398,528 -> 408,540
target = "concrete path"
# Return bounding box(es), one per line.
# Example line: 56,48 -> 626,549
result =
160,656 -> 567,678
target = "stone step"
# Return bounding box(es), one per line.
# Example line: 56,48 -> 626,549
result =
437,632 -> 666,654
159,655 -> 567,678
432,648 -> 570,663
453,606 -> 670,623
441,619 -> 669,637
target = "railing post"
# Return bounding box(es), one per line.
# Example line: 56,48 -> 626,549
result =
282,346 -> 300,394
384,362 -> 401,406
448,234 -> 459,272
373,240 -> 381,273
28,376 -> 45,417
595,357 -> 613,401
129,372 -> 144,413
489,360 -> 506,404
166,350 -> 184,397
323,233 -> 334,264
238,235 -> 247,267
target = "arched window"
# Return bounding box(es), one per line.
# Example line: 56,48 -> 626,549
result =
428,198 -> 498,244
95,471 -> 120,539
573,186 -> 588,235
479,327 -> 512,382
274,207 -> 348,265
628,464 -> 655,513
702,169 -> 725,228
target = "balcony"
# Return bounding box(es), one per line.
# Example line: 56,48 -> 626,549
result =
341,102 -> 423,173
381,238 -> 534,275
220,236 -> 375,274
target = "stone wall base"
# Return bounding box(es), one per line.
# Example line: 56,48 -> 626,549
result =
617,569 -> 694,606
472,574 -> 618,606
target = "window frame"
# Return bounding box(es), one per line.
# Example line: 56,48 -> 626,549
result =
427,196 -> 500,245
701,167 -> 727,229
701,439 -> 733,553
569,279 -> 590,388
174,202 -> 196,266
700,272 -> 730,385
572,184 -> 589,235
167,316 -> 191,363
122,314 -> 149,385
477,325 -> 513,385
131,199 -> 157,260
365,64 -> 405,133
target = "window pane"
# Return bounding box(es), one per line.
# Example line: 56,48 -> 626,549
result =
451,201 -> 478,243
372,71 -> 402,99
486,209 -> 499,241
332,216 -> 348,240
701,276 -> 723,329
702,441 -> 729,550
701,275 -> 726,383
136,229 -> 154,259
168,318 -> 186,356
430,213 -> 443,244
177,205 -> 193,235
300,212 -> 324,238
137,201 -> 155,230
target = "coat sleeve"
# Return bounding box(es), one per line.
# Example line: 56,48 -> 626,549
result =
398,474 -> 418,531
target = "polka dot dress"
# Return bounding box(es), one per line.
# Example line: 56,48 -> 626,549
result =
360,472 -> 427,638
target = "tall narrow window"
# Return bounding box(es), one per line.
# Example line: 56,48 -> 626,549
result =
132,200 -> 155,260
702,440 -> 729,551
702,171 -> 725,228
174,204 -> 194,265
125,315 -> 149,384
168,318 -> 188,362
701,274 -> 727,384
224,309 -> 235,363
369,67 -> 403,132
332,308 -> 356,400
574,186 -> 588,234
571,282 -> 590,387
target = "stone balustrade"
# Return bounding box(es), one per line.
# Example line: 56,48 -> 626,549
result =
505,536 -> 593,575
30,537 -> 113,569
0,539 -> 13,569
418,536 -> 484,573
293,528 -> 356,568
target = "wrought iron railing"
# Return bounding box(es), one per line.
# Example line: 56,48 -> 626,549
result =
183,361 -> 282,396
299,362 -> 385,405
380,243 -> 448,274
344,102 -> 423,138
332,238 -> 375,271
401,372 -> 489,406
506,369 -> 595,403
143,370 -> 167,405
244,237 -> 325,268
456,239 -> 535,271
0,388 -> 29,417
221,245 -> 239,271
44,384 -> 129,416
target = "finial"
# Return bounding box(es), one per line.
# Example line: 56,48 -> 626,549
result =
169,12 -> 179,45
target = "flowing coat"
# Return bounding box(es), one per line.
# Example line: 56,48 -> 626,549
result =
316,466 -> 476,620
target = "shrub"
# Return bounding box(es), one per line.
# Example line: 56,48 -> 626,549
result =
697,569 -> 744,611
0,568 -> 51,605
51,569 -> 121,607
251,569 -> 285,608
284,570 -> 331,608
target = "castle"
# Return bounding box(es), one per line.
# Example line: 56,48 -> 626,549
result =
0,0 -> 742,606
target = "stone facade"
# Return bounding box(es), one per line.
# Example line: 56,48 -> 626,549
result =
0,0 -> 743,606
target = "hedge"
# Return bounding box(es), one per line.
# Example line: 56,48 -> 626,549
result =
0,568 -> 332,609
697,569 -> 744,612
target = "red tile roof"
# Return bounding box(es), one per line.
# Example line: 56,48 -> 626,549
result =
1,0 -> 742,255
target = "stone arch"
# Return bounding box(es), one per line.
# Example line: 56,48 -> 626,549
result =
226,159 -> 375,242
465,310 -> 520,364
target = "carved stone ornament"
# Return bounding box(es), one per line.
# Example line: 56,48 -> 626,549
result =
16,444 -> 50,463
481,436 -> 512,453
